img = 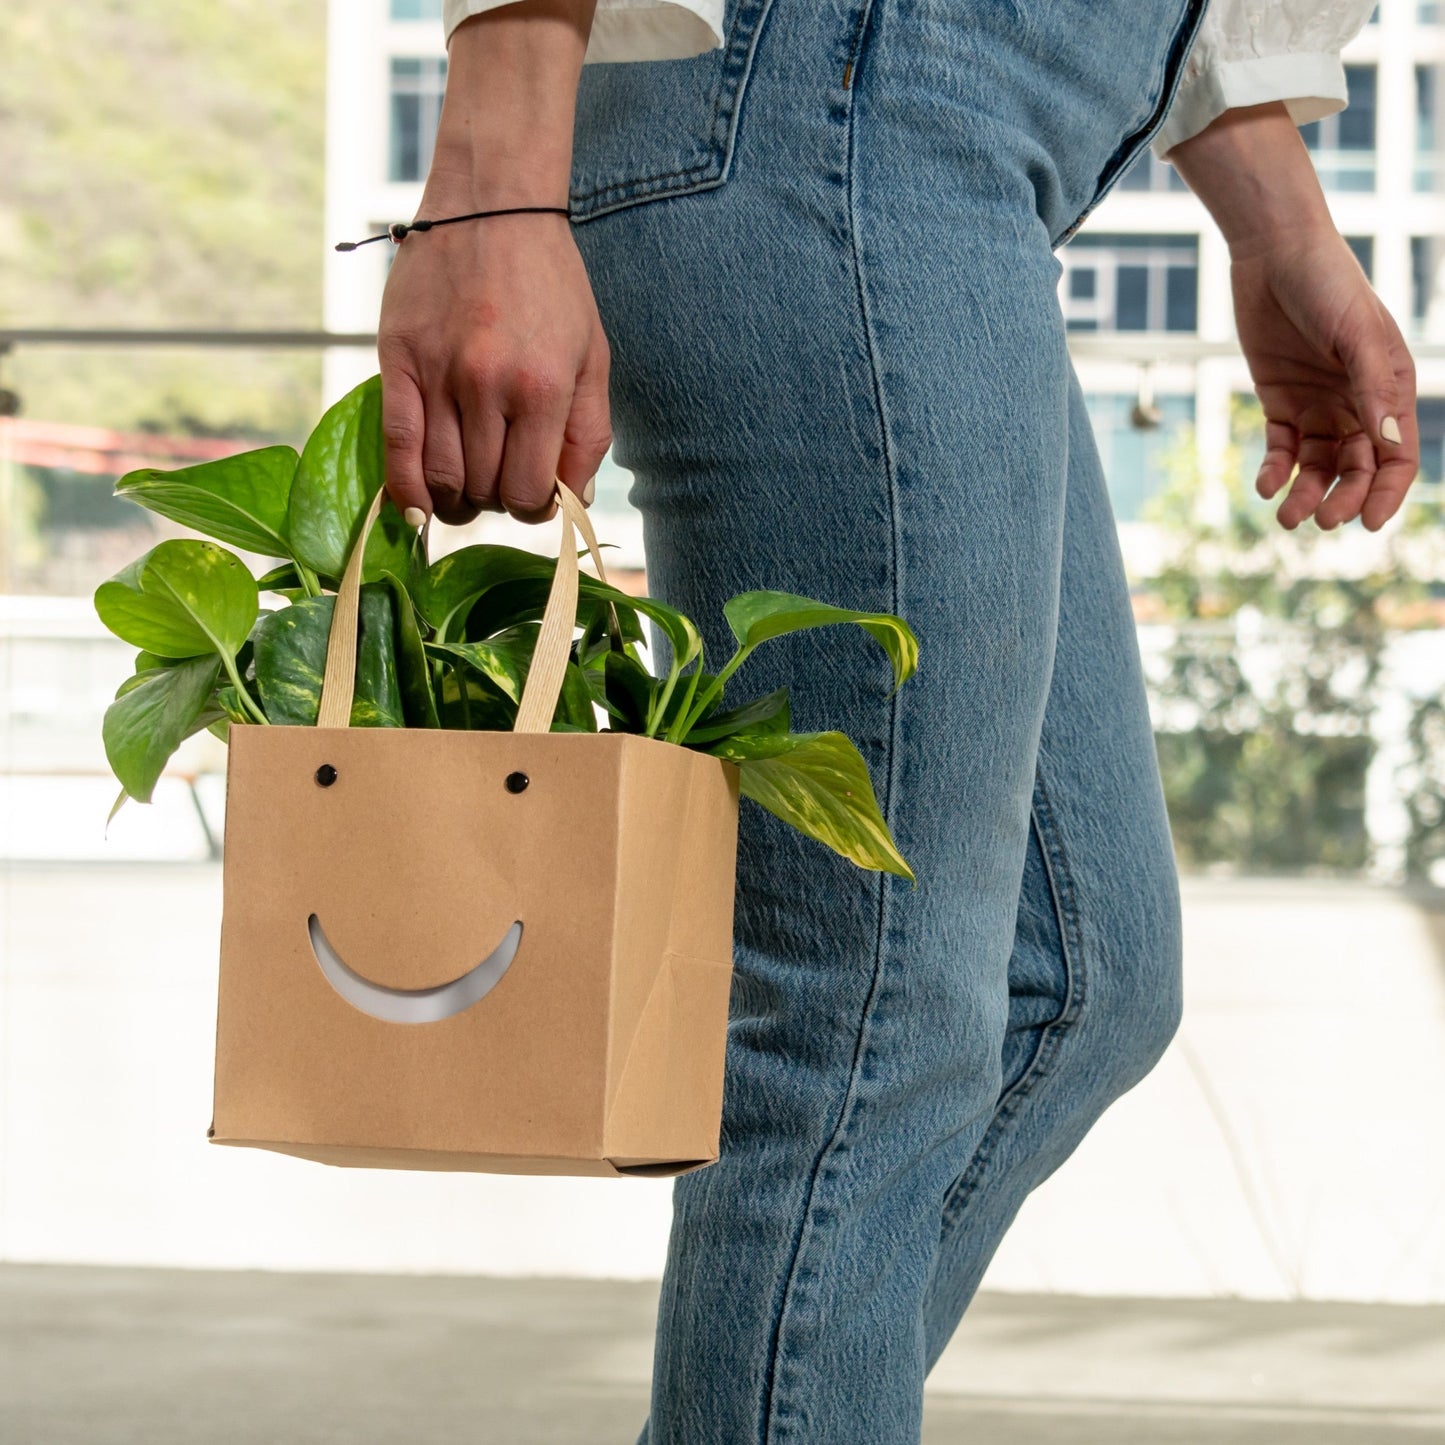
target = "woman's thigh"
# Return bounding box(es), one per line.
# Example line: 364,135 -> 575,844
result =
566,4 -> 1205,1438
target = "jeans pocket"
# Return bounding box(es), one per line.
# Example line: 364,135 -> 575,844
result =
568,0 -> 774,223
1054,0 -> 1211,245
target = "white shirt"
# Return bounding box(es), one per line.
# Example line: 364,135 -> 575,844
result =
442,0 -> 1377,159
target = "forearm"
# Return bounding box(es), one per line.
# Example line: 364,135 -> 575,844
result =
426,0 -> 598,208
1168,101 -> 1335,259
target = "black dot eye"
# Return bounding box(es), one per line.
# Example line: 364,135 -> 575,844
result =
315,764 -> 338,788
505,770 -> 529,794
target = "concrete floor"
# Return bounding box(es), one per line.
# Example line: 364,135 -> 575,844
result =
2,1267 -> 1442,1444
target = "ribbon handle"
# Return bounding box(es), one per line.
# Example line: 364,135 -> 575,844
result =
316,479 -> 612,732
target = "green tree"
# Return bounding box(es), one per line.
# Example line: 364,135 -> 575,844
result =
0,1 -> 325,439
1141,398 -> 1445,876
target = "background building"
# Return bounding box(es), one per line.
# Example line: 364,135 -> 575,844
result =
321,1 -> 1445,568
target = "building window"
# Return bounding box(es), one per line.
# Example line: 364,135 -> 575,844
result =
1416,399 -> 1445,486
1413,236 -> 1445,334
1417,65 -> 1445,192
1345,235 -> 1374,281
391,0 -> 444,17
1084,393 -> 1195,522
390,56 -> 447,182
1116,148 -> 1190,194
1301,64 -> 1376,191
1059,234 -> 1199,333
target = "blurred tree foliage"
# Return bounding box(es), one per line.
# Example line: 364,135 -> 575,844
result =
1141,398 -> 1445,877
0,1 -> 325,440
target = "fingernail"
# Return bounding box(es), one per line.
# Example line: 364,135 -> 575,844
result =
582,475 -> 596,507
403,506 -> 427,528
1381,416 -> 1402,444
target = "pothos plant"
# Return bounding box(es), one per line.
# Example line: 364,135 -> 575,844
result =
94,376 -> 918,880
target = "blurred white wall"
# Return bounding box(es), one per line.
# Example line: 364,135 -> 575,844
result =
2,857 -> 1443,1303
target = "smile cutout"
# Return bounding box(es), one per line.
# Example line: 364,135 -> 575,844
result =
307,914 -> 523,1024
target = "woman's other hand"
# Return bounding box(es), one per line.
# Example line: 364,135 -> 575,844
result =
1171,102 -> 1418,532
376,1 -> 609,527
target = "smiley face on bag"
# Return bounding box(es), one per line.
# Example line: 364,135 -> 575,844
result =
272,742 -> 581,1027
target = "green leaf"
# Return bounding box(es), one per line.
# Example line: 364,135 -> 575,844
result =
215,685 -> 250,725
431,630 -> 598,732
257,562 -> 303,591
286,375 -> 414,583
556,661 -> 598,732
106,787 -> 129,833
602,650 -> 655,733
437,668 -> 517,730
253,586 -> 405,727
381,571 -> 439,728
584,578 -> 702,675
102,656 -> 221,803
417,546 -> 557,639
427,628 -> 537,705
95,540 -> 258,661
577,593 -> 645,665
683,686 -> 790,745
115,446 -> 297,557
722,591 -> 918,691
256,562 -> 315,600
706,730 -> 914,881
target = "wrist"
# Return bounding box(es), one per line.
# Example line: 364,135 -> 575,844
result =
425,2 -> 592,209
1170,101 -> 1335,261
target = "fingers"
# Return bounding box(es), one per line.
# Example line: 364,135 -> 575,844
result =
1337,303 -> 1405,454
420,392 -> 474,527
1276,433 -> 1339,530
1314,431 -> 1374,530
497,388 -> 571,521
555,325 -> 613,506
458,393 -> 506,518
379,368 -> 431,520
1256,419 -> 1298,500
1362,324 -> 1420,531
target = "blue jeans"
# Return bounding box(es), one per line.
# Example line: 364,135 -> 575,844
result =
568,1 -> 1209,1439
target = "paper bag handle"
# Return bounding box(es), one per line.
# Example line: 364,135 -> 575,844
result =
316,479 -> 613,732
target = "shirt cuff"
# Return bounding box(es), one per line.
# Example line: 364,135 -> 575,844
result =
1152,51 -> 1349,160
443,0 -> 725,64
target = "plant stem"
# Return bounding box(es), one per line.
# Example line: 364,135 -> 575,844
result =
646,665 -> 680,738
455,663 -> 473,729
222,654 -> 269,725
674,646 -> 750,740
664,664 -> 704,745
296,563 -> 322,598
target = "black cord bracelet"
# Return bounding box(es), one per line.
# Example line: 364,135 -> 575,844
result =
334,204 -> 571,252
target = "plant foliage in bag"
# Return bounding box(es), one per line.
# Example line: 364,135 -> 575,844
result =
97,374 -> 919,880
92,378 -> 920,1177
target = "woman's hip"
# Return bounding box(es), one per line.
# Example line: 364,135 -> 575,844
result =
569,0 -> 1210,245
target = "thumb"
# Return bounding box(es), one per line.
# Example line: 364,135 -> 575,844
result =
1337,303 -> 1404,449
556,326 -> 613,504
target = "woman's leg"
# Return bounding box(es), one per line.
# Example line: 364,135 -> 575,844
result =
568,3 -> 1206,1440
919,371 -> 1186,1369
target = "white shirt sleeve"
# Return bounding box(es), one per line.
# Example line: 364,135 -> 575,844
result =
1153,0 -> 1378,158
443,0 -> 724,64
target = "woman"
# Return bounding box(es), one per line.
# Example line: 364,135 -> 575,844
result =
376,1 -> 1416,1439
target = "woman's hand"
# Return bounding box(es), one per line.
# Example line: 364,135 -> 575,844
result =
379,203 -> 611,527
1229,227 -> 1417,531
1171,102 -> 1418,532
376,0 -> 608,527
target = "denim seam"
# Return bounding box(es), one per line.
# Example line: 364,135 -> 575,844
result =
1052,0 -> 1211,246
759,4 -> 896,1439
569,0 -> 775,221
936,757 -> 1087,1231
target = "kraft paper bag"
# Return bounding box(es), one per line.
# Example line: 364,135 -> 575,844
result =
209,483 -> 740,1178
